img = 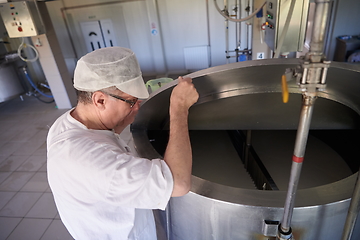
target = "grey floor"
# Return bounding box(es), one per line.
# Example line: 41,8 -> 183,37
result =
0,95 -> 73,240
0,95 -> 135,240
0,75 -> 180,240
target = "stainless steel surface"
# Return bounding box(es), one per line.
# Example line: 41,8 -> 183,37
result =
131,58 -> 360,240
342,171 -> 360,240
190,130 -> 256,189
247,130 -> 350,190
244,130 -> 251,169
264,0 -> 309,52
134,59 -> 360,131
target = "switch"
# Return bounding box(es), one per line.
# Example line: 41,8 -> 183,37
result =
18,26 -> 23,32
35,38 -> 42,47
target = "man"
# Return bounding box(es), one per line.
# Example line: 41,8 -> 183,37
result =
47,47 -> 199,239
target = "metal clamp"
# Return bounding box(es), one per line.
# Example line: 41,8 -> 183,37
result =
295,57 -> 331,93
277,224 -> 294,240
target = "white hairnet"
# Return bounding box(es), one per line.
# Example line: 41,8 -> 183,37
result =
73,47 -> 149,99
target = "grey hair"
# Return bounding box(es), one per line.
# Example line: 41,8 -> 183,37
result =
76,86 -> 119,104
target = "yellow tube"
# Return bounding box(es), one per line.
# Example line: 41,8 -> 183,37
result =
282,74 -> 289,103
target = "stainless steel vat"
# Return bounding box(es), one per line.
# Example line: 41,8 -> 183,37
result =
131,59 -> 360,240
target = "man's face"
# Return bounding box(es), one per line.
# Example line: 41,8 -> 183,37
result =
101,89 -> 141,130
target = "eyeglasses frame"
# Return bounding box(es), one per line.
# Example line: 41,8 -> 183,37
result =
101,91 -> 138,108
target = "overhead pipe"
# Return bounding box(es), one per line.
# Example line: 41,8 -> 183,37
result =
235,0 -> 239,61
214,0 -> 266,22
215,0 -> 264,62
278,0 -> 332,239
309,0 -> 330,57
225,1 -> 230,64
246,0 -> 251,53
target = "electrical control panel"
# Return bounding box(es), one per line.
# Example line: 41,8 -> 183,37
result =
264,0 -> 309,54
0,1 -> 45,38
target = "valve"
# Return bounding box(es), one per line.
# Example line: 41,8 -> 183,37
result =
296,55 -> 330,94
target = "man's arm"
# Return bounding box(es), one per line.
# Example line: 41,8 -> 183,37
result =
163,77 -> 199,197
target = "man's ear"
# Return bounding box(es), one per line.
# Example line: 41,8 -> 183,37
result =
92,91 -> 106,110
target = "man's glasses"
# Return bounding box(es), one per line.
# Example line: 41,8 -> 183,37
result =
102,92 -> 138,108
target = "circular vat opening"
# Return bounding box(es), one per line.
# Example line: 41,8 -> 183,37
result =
147,93 -> 360,191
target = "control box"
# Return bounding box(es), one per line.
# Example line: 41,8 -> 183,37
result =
264,0 -> 309,53
0,1 -> 45,38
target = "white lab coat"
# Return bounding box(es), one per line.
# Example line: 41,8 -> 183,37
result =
47,110 -> 173,239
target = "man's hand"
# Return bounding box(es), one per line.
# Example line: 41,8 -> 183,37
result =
165,76 -> 199,197
170,77 -> 199,112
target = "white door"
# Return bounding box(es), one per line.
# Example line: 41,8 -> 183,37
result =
100,19 -> 118,48
80,21 -> 105,52
80,19 -> 118,53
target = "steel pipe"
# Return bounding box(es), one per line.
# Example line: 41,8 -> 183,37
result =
278,0 -> 332,237
309,0 -> 331,60
280,95 -> 317,234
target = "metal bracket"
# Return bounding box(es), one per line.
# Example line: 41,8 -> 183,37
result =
262,220 -> 279,237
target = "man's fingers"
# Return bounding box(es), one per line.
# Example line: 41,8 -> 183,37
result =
178,76 -> 192,83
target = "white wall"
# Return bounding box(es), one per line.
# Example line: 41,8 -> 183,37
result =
46,1 -> 77,78
208,0 -> 229,66
157,0 -> 210,72
47,0 -> 158,76
122,1 -> 155,73
46,0 -> 267,76
18,0 -> 360,81
2,0 -> 358,81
